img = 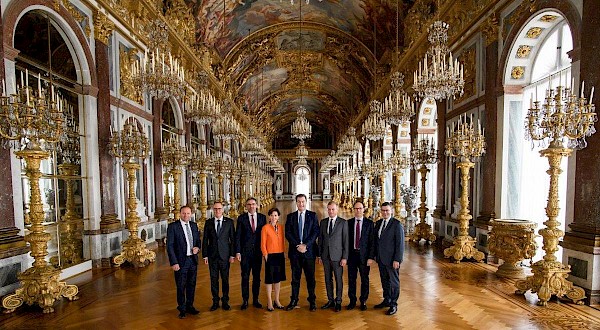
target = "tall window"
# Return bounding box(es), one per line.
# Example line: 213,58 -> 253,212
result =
507,21 -> 572,262
295,166 -> 311,198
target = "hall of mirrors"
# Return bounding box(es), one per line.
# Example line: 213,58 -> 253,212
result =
0,0 -> 599,324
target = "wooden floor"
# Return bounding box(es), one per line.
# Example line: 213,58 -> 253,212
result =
2,201 -> 600,329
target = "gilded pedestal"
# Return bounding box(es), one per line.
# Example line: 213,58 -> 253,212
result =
514,146 -> 585,305
488,219 -> 537,278
443,161 -> 484,263
170,168 -> 182,221
113,162 -> 156,267
411,165 -> 436,243
2,149 -> 78,313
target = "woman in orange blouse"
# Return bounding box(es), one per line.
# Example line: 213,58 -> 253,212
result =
261,207 -> 286,311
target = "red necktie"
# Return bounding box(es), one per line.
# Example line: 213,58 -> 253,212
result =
355,219 -> 361,249
251,214 -> 255,233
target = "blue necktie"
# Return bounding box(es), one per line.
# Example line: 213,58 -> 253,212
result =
299,212 -> 304,243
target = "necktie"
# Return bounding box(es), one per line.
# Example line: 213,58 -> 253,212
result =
185,223 -> 193,255
329,218 -> 334,235
298,212 -> 304,243
217,219 -> 221,234
355,219 -> 361,249
251,214 -> 255,233
379,219 -> 387,238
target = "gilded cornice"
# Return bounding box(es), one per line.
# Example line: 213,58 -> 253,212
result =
481,13 -> 500,46
54,0 -> 91,38
93,10 -> 114,44
273,149 -> 332,161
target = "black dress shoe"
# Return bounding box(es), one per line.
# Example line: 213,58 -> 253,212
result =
178,311 -> 186,319
186,307 -> 200,315
386,306 -> 398,315
285,300 -> 298,311
360,303 -> 367,311
346,301 -> 356,310
321,301 -> 335,309
309,303 -> 317,312
334,303 -> 342,312
253,301 -> 263,308
222,303 -> 231,310
241,301 -> 248,310
374,301 -> 390,309
210,303 -> 219,311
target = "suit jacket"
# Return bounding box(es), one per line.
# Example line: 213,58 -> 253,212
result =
285,209 -> 319,259
167,220 -> 201,266
318,217 -> 349,261
202,217 -> 235,261
235,212 -> 266,257
347,217 -> 376,263
374,217 -> 405,267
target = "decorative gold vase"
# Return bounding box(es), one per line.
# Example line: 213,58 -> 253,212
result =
488,219 -> 537,279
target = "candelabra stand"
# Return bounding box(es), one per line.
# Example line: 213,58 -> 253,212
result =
110,121 -> 155,268
514,83 -> 596,306
443,116 -> 485,263
228,164 -> 240,218
410,136 -> 440,244
162,138 -> 190,222
162,172 -> 172,219
390,151 -> 409,218
1,77 -> 79,313
56,163 -> 83,266
189,147 -> 212,228
238,165 -> 247,214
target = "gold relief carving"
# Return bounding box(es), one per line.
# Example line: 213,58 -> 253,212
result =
456,47 -> 476,104
516,45 -> 532,58
509,0 -> 538,26
93,11 -> 114,45
278,52 -> 322,91
526,27 -> 544,39
404,0 -> 436,48
421,118 -> 430,126
511,66 -> 525,79
424,107 -> 432,115
540,15 -> 558,22
481,13 -> 499,46
55,0 -> 91,38
401,122 -> 409,128
119,45 -> 143,104
400,131 -> 408,137
426,98 -> 434,105
164,0 -> 195,47
488,219 -> 537,279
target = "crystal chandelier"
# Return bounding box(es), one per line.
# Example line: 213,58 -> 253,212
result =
291,105 -> 312,141
362,100 -> 387,141
339,127 -> 361,157
411,135 -> 439,167
413,21 -> 464,100
213,101 -> 241,140
384,72 -> 415,125
185,72 -> 220,125
161,138 -> 190,171
58,106 -> 80,164
131,19 -> 186,100
296,139 -> 309,159
445,114 -> 486,162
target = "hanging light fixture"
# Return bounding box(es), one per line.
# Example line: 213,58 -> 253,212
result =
290,0 -> 312,142
362,100 -> 386,141
384,72 -> 415,125
213,100 -> 241,140
185,71 -> 220,125
413,20 -> 464,100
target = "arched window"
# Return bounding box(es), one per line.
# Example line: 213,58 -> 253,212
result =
294,166 -> 311,198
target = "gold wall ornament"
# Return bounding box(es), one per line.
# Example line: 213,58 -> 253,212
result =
540,15 -> 558,22
55,0 -> 91,37
488,219 -> 537,279
526,27 -> 544,39
455,46 -> 476,104
516,45 -> 532,58
515,82 -> 596,306
443,115 -> 485,263
119,46 -> 143,104
164,0 -> 195,46
93,10 -> 114,45
109,121 -> 155,267
511,66 -> 525,79
481,13 -> 499,47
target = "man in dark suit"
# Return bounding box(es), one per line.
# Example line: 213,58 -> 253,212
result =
285,193 -> 320,312
167,206 -> 201,319
346,200 -> 375,311
374,202 -> 405,316
202,201 -> 236,311
235,197 -> 266,310
318,201 -> 348,312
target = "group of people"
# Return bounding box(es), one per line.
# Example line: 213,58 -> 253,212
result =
166,194 -> 404,319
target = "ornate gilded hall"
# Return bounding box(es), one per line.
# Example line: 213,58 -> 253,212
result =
0,0 -> 599,328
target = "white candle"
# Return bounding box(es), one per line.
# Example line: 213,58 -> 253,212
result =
581,81 -> 585,98
2,79 -> 5,96
37,73 -> 41,97
590,86 -> 595,103
25,69 -> 29,87
20,71 -> 24,88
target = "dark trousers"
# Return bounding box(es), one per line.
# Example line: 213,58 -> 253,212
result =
290,256 -> 316,303
174,256 -> 197,311
323,257 -> 343,303
378,263 -> 400,307
209,258 -> 231,304
347,250 -> 370,303
240,253 -> 263,301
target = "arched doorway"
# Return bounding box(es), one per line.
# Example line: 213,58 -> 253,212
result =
294,166 -> 311,199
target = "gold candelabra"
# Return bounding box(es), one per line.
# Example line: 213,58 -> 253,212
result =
110,121 -> 155,267
1,73 -> 79,313
189,147 -> 212,229
410,136 -> 440,244
390,150 -> 409,218
162,138 -> 190,222
514,82 -> 596,306
228,162 -> 240,218
213,154 -> 230,207
443,115 -> 485,263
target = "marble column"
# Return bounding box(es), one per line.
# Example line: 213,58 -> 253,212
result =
433,100 -> 447,221
0,24 -> 26,255
153,99 -> 169,220
96,39 -> 120,232
563,0 -> 600,305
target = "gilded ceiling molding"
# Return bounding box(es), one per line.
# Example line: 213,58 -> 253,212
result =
481,13 -> 499,46
273,149 -> 331,161
93,10 -> 114,45
55,0 -> 91,38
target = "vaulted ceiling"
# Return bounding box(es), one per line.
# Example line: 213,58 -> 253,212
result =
185,0 -> 417,147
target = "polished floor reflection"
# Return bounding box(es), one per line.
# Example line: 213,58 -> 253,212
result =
1,201 -> 599,329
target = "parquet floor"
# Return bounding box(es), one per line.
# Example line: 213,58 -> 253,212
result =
1,201 -> 600,329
